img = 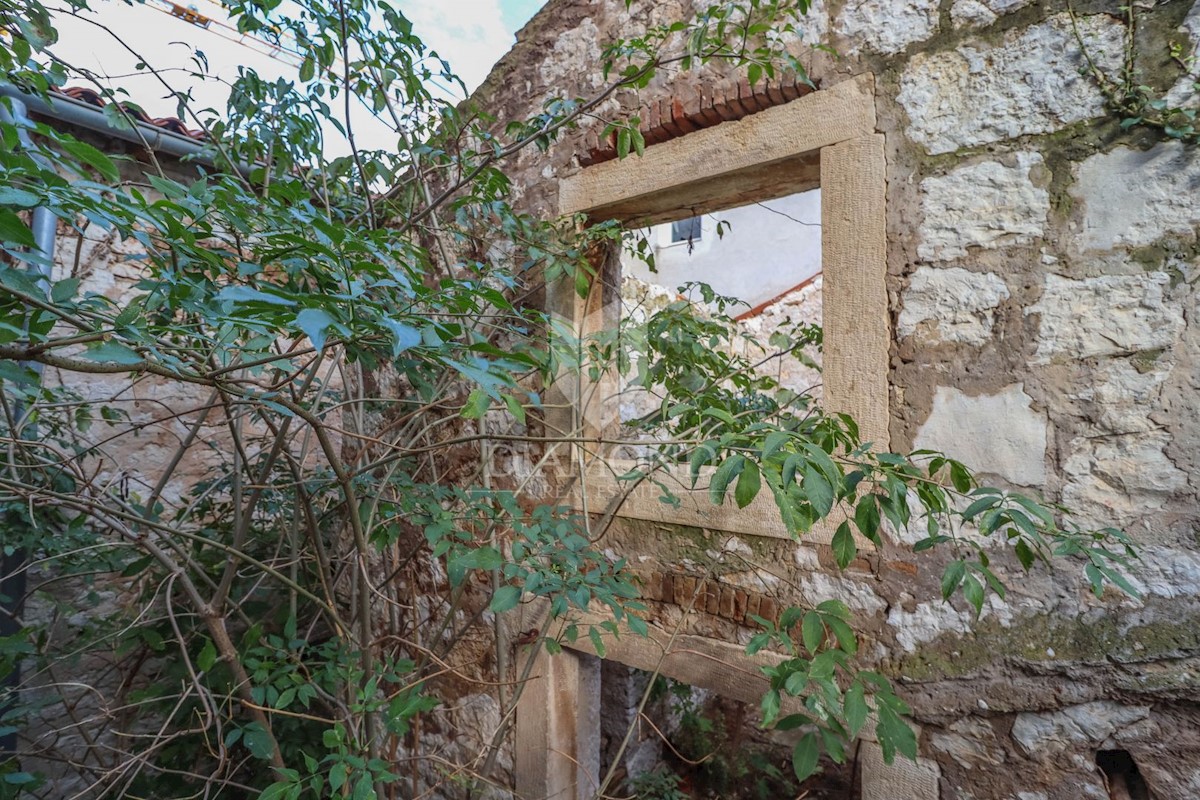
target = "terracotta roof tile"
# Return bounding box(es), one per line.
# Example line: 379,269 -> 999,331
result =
52,85 -> 209,140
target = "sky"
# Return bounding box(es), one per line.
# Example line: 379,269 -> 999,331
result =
47,0 -> 547,152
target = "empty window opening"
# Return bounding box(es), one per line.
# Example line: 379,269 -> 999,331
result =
613,188 -> 822,455
1096,750 -> 1152,800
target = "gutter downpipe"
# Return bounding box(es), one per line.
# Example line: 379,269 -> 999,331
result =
0,96 -> 56,759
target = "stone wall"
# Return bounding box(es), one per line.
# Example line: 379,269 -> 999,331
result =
473,0 -> 1200,797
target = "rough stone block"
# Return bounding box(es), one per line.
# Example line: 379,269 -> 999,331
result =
918,153 -> 1049,261
1026,273 -> 1184,363
950,0 -> 1035,29
898,14 -> 1123,153
898,266 -> 1010,345
1075,141 -> 1200,251
836,0 -> 939,55
1011,702 -> 1150,756
913,383 -> 1048,486
1062,431 -> 1188,528
1066,358 -> 1171,435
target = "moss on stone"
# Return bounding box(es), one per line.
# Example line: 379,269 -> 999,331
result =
892,604 -> 1200,684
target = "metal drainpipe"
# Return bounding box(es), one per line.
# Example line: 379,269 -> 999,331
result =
0,96 -> 58,759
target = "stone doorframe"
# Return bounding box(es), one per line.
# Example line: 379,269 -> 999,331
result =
514,73 -> 935,799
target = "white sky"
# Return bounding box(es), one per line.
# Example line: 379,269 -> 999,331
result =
47,0 -> 545,154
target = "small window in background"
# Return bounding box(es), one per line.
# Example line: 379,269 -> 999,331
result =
669,216 -> 702,244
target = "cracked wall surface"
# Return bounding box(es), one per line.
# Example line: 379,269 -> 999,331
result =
473,0 -> 1200,797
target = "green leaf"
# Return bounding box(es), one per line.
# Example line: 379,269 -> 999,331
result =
589,626 -> 607,658
1014,539 -> 1036,570
762,431 -> 790,460
61,138 -> 121,182
761,688 -> 781,726
295,307 -> 335,350
83,341 -> 143,365
792,732 -> 821,782
0,209 -> 36,247
949,461 -> 972,493
383,318 -> 422,356
218,285 -> 297,306
51,277 -> 81,303
503,393 -> 527,424
489,585 -> 521,613
461,388 -> 491,419
843,683 -> 868,736
854,495 -> 881,544
801,610 -> 823,654
961,573 -> 984,616
831,520 -> 856,569
616,127 -> 632,159
734,460 -> 761,508
709,454 -> 746,505
940,560 -> 967,601
197,639 -> 217,672
241,722 -> 276,761
0,187 -> 40,208
803,466 -> 834,516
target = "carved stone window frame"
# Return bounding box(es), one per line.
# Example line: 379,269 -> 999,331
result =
514,74 -> 898,800
554,72 -> 889,545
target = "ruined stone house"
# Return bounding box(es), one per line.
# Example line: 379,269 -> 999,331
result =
462,0 -> 1200,798
6,0 -> 1200,797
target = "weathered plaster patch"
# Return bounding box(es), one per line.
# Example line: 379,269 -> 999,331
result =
1010,702 -> 1151,756
835,0 -> 938,55
1075,142 -> 1200,251
897,14 -> 1123,154
797,571 -> 887,615
918,153 -> 1049,261
1062,431 -> 1189,528
913,384 -> 1048,486
1026,273 -> 1183,363
898,266 -> 1010,345
889,593 -> 1017,653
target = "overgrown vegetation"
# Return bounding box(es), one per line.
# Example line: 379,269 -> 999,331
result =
0,0 -> 1138,797
1071,2 -> 1200,142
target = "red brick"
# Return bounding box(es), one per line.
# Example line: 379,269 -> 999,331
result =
745,593 -> 761,623
737,78 -> 764,113
719,586 -> 736,618
733,590 -> 749,621
705,581 -> 721,615
765,80 -> 787,107
675,575 -> 697,607
697,84 -> 725,126
758,597 -> 779,625
659,98 -> 684,138
779,75 -> 802,102
713,86 -> 741,121
671,98 -> 699,133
